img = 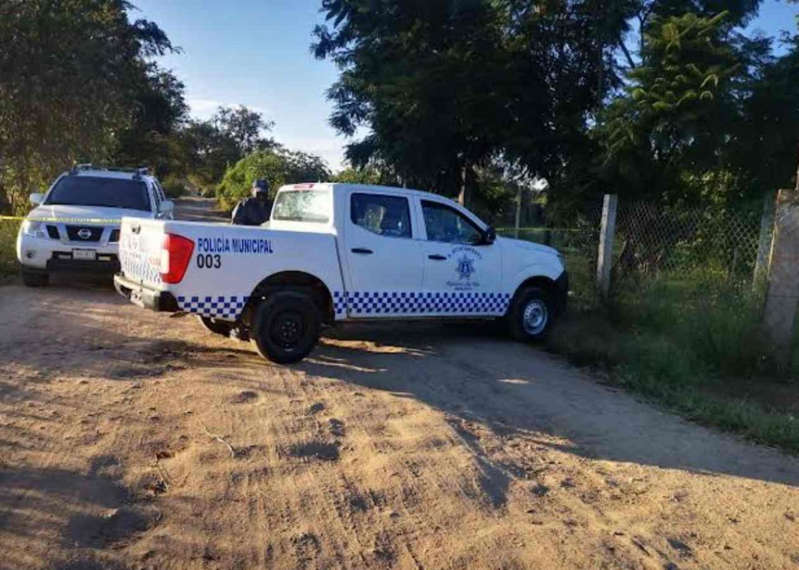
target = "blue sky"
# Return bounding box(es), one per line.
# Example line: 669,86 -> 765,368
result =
132,0 -> 798,172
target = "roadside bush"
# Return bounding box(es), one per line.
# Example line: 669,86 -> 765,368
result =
0,219 -> 21,277
161,176 -> 186,199
216,148 -> 330,212
547,267 -> 799,452
612,270 -> 770,378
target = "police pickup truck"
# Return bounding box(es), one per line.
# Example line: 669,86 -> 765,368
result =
114,183 -> 568,363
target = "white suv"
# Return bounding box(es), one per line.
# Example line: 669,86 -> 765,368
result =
16,164 -> 174,286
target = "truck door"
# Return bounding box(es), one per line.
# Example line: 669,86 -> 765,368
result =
418,199 -> 505,316
342,191 -> 423,317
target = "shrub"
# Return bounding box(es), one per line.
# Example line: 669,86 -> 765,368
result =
160,176 -> 186,199
216,148 -> 330,212
0,219 -> 21,276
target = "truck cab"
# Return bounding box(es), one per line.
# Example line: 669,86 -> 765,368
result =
115,183 -> 567,363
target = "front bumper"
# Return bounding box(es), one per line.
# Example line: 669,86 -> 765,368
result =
113,273 -> 179,313
17,232 -> 120,272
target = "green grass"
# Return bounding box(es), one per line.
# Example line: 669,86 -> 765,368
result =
0,219 -> 21,277
547,269 -> 799,454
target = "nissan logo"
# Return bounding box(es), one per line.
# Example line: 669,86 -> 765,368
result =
77,228 -> 92,240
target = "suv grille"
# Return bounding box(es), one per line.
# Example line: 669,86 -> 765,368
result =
66,225 -> 103,242
109,229 -> 120,242
46,225 -> 59,239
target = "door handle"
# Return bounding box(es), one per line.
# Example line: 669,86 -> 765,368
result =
428,254 -> 447,261
351,248 -> 373,255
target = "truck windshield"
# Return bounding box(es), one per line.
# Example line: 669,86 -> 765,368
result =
272,189 -> 330,223
45,176 -> 151,211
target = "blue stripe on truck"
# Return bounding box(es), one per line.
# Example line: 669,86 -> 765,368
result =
177,295 -> 250,320
333,291 -> 511,316
176,291 -> 511,321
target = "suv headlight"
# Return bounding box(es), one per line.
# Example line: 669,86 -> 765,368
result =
21,220 -> 47,239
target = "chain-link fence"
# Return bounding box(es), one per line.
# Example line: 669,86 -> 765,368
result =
494,195 -> 770,310
496,203 -> 603,308
613,201 -> 765,288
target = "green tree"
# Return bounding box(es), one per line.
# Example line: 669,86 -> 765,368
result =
595,11 -> 762,205
181,105 -> 275,195
216,148 -> 330,210
0,0 -> 174,213
729,9 -> 799,195
313,0 -> 632,206
113,66 -> 189,179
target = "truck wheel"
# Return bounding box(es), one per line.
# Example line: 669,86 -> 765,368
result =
197,315 -> 232,337
21,270 -> 49,287
250,291 -> 320,364
507,286 -> 553,341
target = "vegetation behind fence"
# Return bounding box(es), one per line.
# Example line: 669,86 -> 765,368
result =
502,193 -> 799,451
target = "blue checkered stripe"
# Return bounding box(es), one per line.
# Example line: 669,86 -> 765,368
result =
177,295 -> 250,320
333,290 -> 511,317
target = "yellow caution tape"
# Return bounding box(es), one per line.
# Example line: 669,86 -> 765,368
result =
0,215 -> 124,223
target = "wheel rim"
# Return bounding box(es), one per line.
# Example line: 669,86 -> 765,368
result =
270,310 -> 304,349
522,299 -> 548,335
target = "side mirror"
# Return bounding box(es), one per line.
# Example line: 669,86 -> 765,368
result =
159,200 -> 174,214
482,225 -> 496,245
29,192 -> 44,206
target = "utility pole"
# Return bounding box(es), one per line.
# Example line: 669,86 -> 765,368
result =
596,194 -> 618,300
762,159 -> 799,372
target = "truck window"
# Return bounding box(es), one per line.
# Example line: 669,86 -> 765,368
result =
45,176 -> 151,212
421,200 -> 482,244
351,193 -> 412,238
272,189 -> 330,223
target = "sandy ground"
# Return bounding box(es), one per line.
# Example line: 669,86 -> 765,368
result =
1,198 -> 798,569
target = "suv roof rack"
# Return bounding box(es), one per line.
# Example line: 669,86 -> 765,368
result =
132,166 -> 150,180
69,163 -> 150,177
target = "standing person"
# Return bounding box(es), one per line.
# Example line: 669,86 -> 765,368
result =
231,179 -> 271,225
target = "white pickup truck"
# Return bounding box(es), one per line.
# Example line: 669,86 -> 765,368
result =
114,183 -> 568,363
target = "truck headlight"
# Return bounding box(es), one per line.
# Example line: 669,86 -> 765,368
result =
21,220 -> 47,239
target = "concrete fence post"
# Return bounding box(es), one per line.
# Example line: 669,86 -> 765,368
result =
762,188 -> 799,371
596,194 -> 618,300
753,189 -> 776,289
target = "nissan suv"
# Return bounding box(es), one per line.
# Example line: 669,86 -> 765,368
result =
16,164 -> 174,286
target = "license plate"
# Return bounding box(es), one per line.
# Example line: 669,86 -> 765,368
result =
129,288 -> 145,308
72,249 -> 96,261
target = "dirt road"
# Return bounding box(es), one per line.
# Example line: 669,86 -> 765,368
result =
1,199 -> 797,569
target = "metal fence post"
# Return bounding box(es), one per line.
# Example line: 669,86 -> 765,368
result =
753,189 -> 776,289
596,194 -> 618,300
762,188 -> 799,371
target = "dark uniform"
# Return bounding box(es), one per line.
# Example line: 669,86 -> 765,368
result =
231,179 -> 271,226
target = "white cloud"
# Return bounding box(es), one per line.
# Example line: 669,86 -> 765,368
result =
187,98 -> 270,121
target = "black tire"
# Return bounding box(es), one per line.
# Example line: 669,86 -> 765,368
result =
21,270 -> 49,287
250,291 -> 320,364
197,315 -> 233,337
507,286 -> 554,342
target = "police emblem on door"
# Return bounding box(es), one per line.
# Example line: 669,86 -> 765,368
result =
456,255 -> 475,280
447,246 -> 482,291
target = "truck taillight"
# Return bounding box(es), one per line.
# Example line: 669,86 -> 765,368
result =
160,233 -> 194,284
